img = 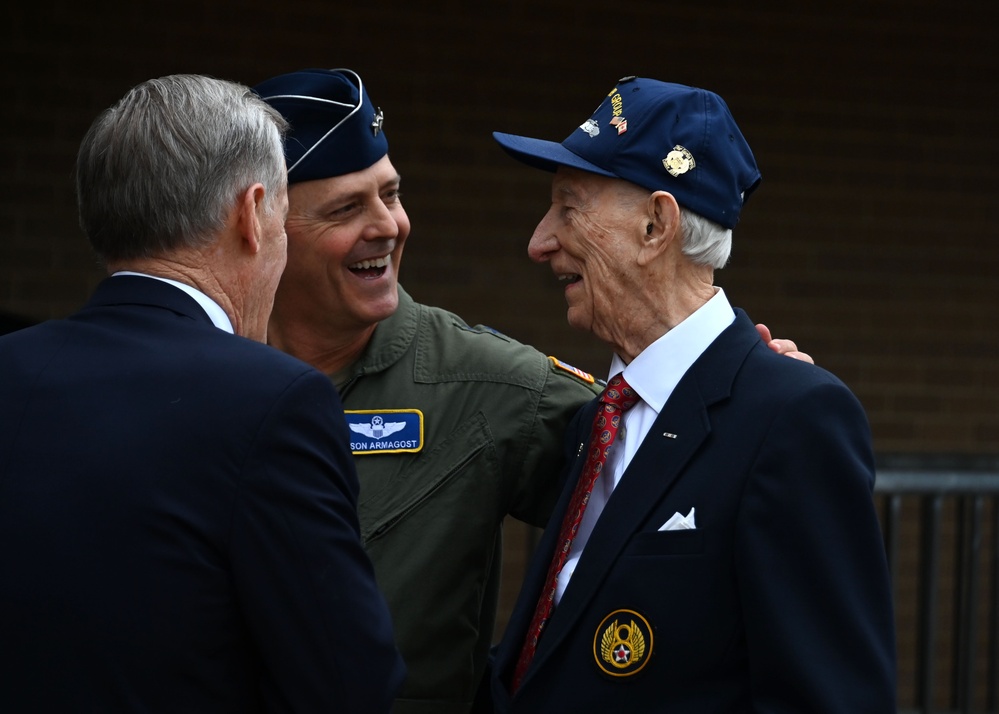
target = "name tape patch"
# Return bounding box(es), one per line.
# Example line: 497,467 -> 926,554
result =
344,409 -> 424,455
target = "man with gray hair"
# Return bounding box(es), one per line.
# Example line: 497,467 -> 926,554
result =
0,74 -> 404,712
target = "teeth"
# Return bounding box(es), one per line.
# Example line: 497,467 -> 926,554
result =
350,256 -> 390,270
558,274 -> 581,283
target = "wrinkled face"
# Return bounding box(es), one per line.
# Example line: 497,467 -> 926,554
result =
527,167 -> 647,342
277,155 -> 410,333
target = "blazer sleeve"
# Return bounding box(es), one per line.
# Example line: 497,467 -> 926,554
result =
229,369 -> 405,713
736,382 -> 895,714
735,378 -> 896,713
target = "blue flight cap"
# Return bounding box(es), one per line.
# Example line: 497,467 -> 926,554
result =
493,77 -> 761,229
254,68 -> 387,184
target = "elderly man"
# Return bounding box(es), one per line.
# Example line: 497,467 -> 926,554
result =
0,74 -> 404,712
487,77 -> 896,712
254,68 -> 812,713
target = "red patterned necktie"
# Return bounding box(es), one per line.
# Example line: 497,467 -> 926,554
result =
511,374 -> 639,692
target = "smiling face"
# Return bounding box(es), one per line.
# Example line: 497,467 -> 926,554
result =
274,154 -> 410,336
527,167 -> 652,345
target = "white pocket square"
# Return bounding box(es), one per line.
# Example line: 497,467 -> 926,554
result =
659,507 -> 696,531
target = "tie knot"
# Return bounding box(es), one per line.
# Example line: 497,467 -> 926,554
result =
602,374 -> 639,411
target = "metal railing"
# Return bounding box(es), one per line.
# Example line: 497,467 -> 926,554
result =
876,456 -> 999,714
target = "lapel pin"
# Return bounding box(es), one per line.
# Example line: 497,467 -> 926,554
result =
662,432 -> 678,439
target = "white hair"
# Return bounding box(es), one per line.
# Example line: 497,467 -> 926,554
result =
679,209 -> 732,269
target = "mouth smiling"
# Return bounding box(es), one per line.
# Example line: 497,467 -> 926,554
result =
349,255 -> 391,279
558,273 -> 582,286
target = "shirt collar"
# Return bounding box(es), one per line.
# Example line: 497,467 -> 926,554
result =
609,287 -> 735,413
112,271 -> 234,333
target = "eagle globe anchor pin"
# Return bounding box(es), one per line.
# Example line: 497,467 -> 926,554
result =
593,609 -> 654,678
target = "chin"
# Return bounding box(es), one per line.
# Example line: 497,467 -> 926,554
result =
364,292 -> 400,325
565,308 -> 592,334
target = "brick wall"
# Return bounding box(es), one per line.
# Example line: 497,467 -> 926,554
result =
4,0 -> 997,706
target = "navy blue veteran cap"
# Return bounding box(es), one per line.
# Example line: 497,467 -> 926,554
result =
493,77 -> 761,229
253,68 -> 387,185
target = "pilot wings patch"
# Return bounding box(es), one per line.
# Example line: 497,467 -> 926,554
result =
344,409 -> 424,455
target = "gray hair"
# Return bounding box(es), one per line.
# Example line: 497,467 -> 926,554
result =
76,74 -> 289,263
679,209 -> 732,269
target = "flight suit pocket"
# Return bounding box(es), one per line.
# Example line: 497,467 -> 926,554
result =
360,412 -> 493,542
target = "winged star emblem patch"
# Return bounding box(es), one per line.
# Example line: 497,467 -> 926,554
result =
593,609 -> 654,678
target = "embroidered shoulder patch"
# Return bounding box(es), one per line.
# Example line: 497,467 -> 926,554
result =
344,409 -> 424,455
548,356 -> 595,384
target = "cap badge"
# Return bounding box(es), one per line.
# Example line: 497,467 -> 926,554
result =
579,119 -> 600,138
609,116 -> 628,135
663,145 -> 695,177
371,107 -> 384,136
593,609 -> 654,678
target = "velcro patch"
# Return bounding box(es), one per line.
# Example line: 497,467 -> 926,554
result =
548,356 -> 595,384
344,409 -> 424,455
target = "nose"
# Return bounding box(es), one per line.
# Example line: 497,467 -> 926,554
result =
363,198 -> 400,240
527,207 -> 560,263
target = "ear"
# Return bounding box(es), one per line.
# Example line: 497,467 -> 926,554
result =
235,183 -> 267,255
637,191 -> 680,267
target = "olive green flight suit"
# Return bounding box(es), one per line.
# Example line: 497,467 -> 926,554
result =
336,286 -> 599,713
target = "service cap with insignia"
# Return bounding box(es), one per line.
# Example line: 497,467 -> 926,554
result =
493,78 -> 760,229
254,68 -> 388,185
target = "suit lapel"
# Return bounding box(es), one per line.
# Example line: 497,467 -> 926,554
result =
523,311 -> 762,679
494,399 -> 599,695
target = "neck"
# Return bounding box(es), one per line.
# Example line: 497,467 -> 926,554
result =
110,254 -> 241,329
608,265 -> 715,364
267,313 -> 376,375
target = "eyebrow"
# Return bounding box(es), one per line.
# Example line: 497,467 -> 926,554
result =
554,182 -> 579,201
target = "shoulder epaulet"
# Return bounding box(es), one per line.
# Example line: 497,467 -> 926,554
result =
455,322 -> 512,343
547,355 -> 596,384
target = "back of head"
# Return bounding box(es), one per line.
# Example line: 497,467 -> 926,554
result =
253,68 -> 388,185
76,74 -> 289,264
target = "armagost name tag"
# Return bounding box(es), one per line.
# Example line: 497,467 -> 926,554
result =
344,409 -> 424,455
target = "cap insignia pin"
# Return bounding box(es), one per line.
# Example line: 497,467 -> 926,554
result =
662,145 -> 695,177
609,116 -> 628,135
371,107 -> 384,136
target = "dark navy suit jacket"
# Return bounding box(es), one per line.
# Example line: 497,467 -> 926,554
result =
490,311 -> 896,713
0,276 -> 405,712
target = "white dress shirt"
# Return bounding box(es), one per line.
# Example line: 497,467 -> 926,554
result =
554,287 -> 736,604
112,271 -> 234,333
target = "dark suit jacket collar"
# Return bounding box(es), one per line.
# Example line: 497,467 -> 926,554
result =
84,275 -> 215,327
509,309 -> 762,691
